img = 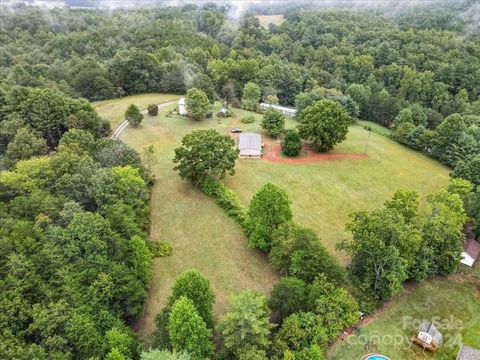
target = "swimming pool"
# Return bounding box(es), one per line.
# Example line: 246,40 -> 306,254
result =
366,356 -> 389,360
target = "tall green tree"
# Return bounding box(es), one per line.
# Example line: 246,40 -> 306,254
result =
261,108 -> 285,138
167,270 -> 215,328
269,223 -> 344,284
242,82 -> 261,110
217,290 -> 273,355
420,190 -> 467,275
173,129 -> 239,185
298,100 -> 350,152
125,104 -> 143,127
4,127 -> 48,167
452,154 -> 480,187
245,183 -> 292,252
168,297 -> 213,359
185,88 -> 210,120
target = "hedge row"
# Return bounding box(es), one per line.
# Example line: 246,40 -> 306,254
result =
200,176 -> 246,225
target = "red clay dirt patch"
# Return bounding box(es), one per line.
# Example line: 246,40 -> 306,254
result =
263,143 -> 368,164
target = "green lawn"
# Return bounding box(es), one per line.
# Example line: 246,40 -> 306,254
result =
93,93 -> 180,129
115,101 -> 280,338
328,266 -> 480,360
99,98 -> 454,348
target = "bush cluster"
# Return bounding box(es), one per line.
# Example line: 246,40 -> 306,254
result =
241,115 -> 256,124
200,176 -> 246,224
147,241 -> 173,257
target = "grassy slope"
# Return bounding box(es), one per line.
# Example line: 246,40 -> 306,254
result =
328,266 -> 480,360
93,93 -> 180,129
98,98 -> 455,351
115,102 -> 280,338
226,119 -> 450,262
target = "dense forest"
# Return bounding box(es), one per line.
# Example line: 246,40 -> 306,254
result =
1,1 -> 480,359
1,2 -> 480,167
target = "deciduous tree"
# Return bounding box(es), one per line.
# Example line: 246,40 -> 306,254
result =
173,129 -> 239,185
245,183 -> 292,252
125,104 -> 143,127
185,88 -> 209,119
168,297 -> 213,359
261,108 -> 285,138
298,100 -> 350,152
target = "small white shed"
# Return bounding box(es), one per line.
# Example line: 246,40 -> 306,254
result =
178,97 -> 187,116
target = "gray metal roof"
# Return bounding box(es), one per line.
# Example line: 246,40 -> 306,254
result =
239,133 -> 261,157
456,345 -> 480,360
419,321 -> 443,345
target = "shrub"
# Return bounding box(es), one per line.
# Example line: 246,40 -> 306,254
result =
282,130 -> 302,157
200,177 -> 246,225
147,241 -> 173,258
147,104 -> 159,116
241,116 -> 256,124
125,104 -> 143,127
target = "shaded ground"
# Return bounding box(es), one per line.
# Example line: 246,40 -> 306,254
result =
263,142 -> 368,164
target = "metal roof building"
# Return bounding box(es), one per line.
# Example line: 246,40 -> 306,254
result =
239,133 -> 262,158
259,103 -> 297,117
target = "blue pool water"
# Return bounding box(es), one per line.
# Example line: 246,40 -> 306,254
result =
367,357 -> 389,360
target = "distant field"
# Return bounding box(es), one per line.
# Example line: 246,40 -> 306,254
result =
99,97 -> 451,342
256,14 -> 285,28
328,266 -> 480,360
93,93 -> 180,129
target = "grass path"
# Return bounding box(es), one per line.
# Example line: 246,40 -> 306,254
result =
114,101 -> 279,338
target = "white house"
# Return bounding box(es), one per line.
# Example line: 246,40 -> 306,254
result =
178,97 -> 187,116
260,103 -> 297,118
239,133 -> 262,158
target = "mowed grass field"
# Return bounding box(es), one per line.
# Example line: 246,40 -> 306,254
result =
96,96 -> 452,345
256,14 -> 286,28
94,93 -> 180,129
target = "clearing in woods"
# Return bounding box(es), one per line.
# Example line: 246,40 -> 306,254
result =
98,96 -> 451,341
256,14 -> 286,28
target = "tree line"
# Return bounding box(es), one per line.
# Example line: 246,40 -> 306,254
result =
0,81 -> 157,358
